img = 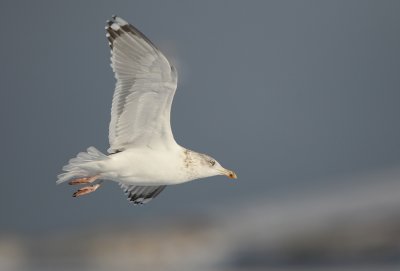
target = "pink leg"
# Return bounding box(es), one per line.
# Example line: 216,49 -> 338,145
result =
72,183 -> 101,197
69,175 -> 99,185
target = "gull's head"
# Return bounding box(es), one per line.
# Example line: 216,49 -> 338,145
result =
193,152 -> 237,180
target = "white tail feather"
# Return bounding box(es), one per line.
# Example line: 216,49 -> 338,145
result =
57,147 -> 108,184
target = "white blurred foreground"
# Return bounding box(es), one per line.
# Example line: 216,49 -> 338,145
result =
3,167 -> 400,271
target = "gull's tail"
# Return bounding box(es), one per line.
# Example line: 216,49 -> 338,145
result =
57,147 -> 108,184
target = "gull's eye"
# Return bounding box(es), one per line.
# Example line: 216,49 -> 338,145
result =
209,160 -> 216,166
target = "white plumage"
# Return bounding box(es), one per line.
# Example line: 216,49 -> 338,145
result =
57,16 -> 236,205
107,16 -> 177,153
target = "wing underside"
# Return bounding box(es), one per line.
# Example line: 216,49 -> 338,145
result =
119,183 -> 167,205
106,16 -> 178,153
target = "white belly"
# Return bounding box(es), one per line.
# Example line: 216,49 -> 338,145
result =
99,147 -> 189,185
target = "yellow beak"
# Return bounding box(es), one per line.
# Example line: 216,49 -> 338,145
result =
225,170 -> 237,179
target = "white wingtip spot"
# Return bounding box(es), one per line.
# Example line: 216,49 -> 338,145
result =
110,23 -> 120,31
143,198 -> 152,204
115,16 -> 128,26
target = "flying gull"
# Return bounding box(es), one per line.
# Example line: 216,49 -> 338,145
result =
57,16 -> 237,205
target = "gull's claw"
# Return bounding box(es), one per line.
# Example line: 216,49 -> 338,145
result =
72,184 -> 100,197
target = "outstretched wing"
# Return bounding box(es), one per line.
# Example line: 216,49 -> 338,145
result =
106,16 -> 178,153
119,183 -> 166,205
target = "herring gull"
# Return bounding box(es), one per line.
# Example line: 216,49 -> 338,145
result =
57,16 -> 237,205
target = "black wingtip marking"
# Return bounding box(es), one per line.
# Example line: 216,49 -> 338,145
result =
108,29 -> 118,39
121,185 -> 166,205
105,19 -> 121,49
121,24 -> 136,35
105,16 -> 159,52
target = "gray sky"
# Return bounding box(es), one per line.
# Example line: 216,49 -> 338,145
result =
1,0 -> 400,233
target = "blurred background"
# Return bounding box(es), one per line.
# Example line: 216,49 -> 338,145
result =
1,0 -> 400,270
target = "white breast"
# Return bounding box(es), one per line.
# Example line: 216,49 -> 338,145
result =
101,146 -> 190,186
